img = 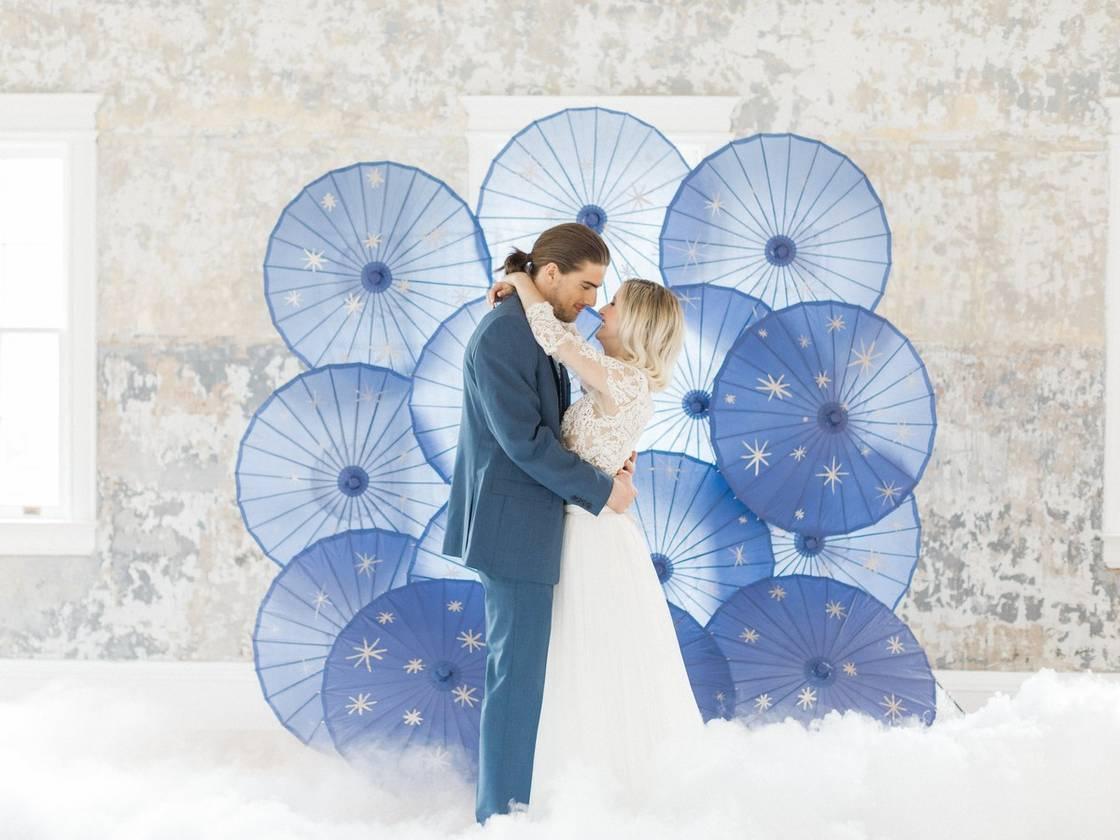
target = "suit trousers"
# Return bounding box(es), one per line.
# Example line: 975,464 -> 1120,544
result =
474,569 -> 555,824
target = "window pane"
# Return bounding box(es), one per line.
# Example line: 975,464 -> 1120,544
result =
0,331 -> 61,508
0,155 -> 67,329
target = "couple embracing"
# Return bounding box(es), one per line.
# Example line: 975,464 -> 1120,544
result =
442,223 -> 704,824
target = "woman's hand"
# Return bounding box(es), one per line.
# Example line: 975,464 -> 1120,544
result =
486,280 -> 517,308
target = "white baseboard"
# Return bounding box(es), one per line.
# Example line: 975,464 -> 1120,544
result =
0,659 -> 1115,727
0,658 -> 278,732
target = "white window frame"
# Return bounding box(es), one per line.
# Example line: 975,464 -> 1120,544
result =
461,95 -> 738,216
1105,97 -> 1120,568
0,94 -> 99,555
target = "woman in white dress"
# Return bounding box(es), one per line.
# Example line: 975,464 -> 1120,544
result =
487,264 -> 705,810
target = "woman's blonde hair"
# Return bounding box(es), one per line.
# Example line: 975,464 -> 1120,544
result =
613,279 -> 684,392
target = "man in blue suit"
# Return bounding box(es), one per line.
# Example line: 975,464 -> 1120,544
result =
442,224 -> 637,824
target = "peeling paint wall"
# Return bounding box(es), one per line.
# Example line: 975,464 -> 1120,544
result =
0,0 -> 1117,669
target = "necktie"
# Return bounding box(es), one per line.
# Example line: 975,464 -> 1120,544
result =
558,362 -> 571,410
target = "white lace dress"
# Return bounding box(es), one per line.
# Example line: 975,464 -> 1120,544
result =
522,301 -> 704,811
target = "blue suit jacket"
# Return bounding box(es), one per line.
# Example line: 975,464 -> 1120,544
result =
441,297 -> 614,585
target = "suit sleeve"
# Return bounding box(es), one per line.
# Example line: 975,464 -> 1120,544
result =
471,315 -> 614,514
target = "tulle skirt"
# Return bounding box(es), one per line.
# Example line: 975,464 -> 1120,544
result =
530,503 -> 705,808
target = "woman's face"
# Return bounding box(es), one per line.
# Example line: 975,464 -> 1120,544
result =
597,287 -> 624,349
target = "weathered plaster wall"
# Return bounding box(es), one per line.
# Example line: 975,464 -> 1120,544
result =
0,0 -> 1117,669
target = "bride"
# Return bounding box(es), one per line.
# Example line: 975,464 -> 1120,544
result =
487,258 -> 704,809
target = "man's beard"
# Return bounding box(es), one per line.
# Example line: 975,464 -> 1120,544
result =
552,302 -> 578,323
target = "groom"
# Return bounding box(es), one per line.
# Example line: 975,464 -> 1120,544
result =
442,224 -> 637,824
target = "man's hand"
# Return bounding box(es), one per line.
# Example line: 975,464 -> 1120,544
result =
617,450 -> 637,478
606,470 -> 638,513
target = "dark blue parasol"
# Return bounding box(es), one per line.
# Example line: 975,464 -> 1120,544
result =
321,579 -> 487,773
707,575 -> 936,726
253,528 -> 416,750
710,300 -> 936,536
669,602 -> 735,721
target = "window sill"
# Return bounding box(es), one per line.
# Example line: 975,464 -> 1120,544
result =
0,520 -> 96,556
1105,533 -> 1120,572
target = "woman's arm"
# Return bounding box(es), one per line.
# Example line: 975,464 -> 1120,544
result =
469,314 -> 615,513
493,273 -> 646,415
505,271 -> 547,308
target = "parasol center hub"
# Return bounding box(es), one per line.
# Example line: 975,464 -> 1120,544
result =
430,660 -> 457,690
765,234 -> 797,267
650,552 -> 673,582
817,401 -> 849,433
805,656 -> 836,684
577,204 -> 607,234
795,533 -> 826,556
361,260 -> 394,293
681,389 -> 711,419
336,465 -> 370,497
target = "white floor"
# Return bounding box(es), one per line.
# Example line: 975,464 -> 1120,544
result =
1,660 -> 1117,839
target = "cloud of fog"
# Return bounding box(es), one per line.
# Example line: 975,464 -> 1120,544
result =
1,669 -> 1116,840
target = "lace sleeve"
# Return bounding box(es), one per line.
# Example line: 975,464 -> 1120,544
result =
524,301 -> 648,415
524,300 -> 578,356
599,356 -> 648,408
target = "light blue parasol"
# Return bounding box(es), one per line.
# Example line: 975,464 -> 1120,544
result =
660,133 -> 890,310
236,363 -> 448,565
264,162 -> 491,373
477,107 -> 689,305
769,493 -> 922,610
409,296 -> 490,481
636,283 -> 770,463
630,449 -> 774,626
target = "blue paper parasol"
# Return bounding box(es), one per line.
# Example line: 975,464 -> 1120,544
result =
630,450 -> 774,626
409,296 -> 490,481
408,503 -> 479,583
253,528 -> 416,750
236,363 -> 448,566
322,579 -> 487,772
477,107 -> 690,305
769,493 -> 921,610
660,133 -> 890,310
669,602 -> 735,722
574,304 -> 606,344
264,162 -> 491,373
710,300 -> 936,536
707,575 -> 936,726
636,284 -> 770,463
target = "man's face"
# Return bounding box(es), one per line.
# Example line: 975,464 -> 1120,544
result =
539,260 -> 606,322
